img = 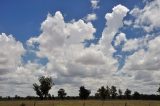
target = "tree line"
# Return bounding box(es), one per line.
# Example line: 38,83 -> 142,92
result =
32,76 -> 160,100
0,76 -> 160,100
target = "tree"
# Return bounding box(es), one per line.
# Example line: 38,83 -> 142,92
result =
133,91 -> 140,100
79,86 -> 91,100
33,83 -> 43,99
33,76 -> 54,100
124,89 -> 131,99
96,86 -> 111,100
110,86 -> 117,99
106,86 -> 111,99
95,93 -> 100,99
48,94 -> 52,100
58,88 -> 67,100
97,86 -> 107,100
118,89 -> 123,99
157,84 -> 160,95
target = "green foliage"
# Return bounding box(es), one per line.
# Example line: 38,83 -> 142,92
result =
118,89 -> 123,99
33,76 -> 54,99
118,89 -> 122,96
33,83 -> 43,99
79,86 -> 91,100
110,86 -> 117,99
157,84 -> 160,95
97,86 -> 107,100
124,89 -> 131,99
96,86 -> 111,100
133,91 -> 140,99
58,88 -> 67,99
106,86 -> 110,99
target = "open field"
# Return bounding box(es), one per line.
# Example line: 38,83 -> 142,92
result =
0,100 -> 160,106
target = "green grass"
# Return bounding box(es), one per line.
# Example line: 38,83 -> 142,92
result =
0,100 -> 160,106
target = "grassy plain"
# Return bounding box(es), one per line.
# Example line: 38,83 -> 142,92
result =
0,100 -> 160,106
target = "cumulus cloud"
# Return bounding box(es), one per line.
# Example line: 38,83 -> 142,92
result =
0,33 -> 25,75
130,0 -> 160,32
114,33 -> 127,46
27,4 -> 129,96
100,4 -> 129,54
90,0 -> 100,9
21,1 -> 160,96
75,48 -> 105,65
124,20 -> 133,26
123,36 -> 160,71
122,36 -> 149,51
84,13 -> 97,22
120,15 -> 160,91
121,36 -> 160,93
122,0 -> 160,82
0,61 -> 47,96
3,1 -> 160,96
103,1 -> 160,94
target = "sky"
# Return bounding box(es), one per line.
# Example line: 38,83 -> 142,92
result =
0,0 -> 160,97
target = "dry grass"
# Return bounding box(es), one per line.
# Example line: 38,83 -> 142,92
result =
0,100 -> 160,106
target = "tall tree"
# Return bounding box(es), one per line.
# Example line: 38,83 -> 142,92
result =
133,91 -> 140,100
110,86 -> 117,99
124,89 -> 131,99
97,86 -> 107,100
118,89 -> 123,99
33,76 -> 54,99
106,86 -> 111,99
33,83 -> 43,99
58,88 -> 67,100
157,84 -> 160,95
79,86 -> 91,100
95,93 -> 100,99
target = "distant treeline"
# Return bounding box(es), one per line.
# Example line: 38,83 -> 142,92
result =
0,76 -> 160,101
0,94 -> 160,101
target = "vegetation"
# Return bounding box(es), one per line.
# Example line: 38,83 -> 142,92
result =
110,86 -> 117,99
0,76 -> 160,101
118,89 -> 123,99
157,84 -> 160,95
33,76 -> 54,100
79,86 -> 91,100
58,88 -> 67,100
124,89 -> 131,99
96,86 -> 108,100
0,100 -> 160,106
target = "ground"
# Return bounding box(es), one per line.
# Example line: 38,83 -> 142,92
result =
0,100 -> 160,106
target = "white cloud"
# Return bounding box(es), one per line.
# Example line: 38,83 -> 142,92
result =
122,37 -> 144,51
0,61 -> 47,97
3,2 -> 159,96
0,33 -> 25,75
75,48 -> 106,65
121,34 -> 152,52
85,13 -> 97,22
1,1 -> 160,97
28,11 -> 96,58
123,36 -> 160,71
90,0 -> 100,9
130,0 -> 160,32
27,4 -> 129,96
120,34 -> 160,94
114,33 -> 127,46
100,4 -> 129,54
124,20 -> 133,26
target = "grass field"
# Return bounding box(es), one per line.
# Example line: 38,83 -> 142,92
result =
0,100 -> 160,106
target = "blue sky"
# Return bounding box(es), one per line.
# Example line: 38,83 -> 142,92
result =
0,0 -> 160,97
